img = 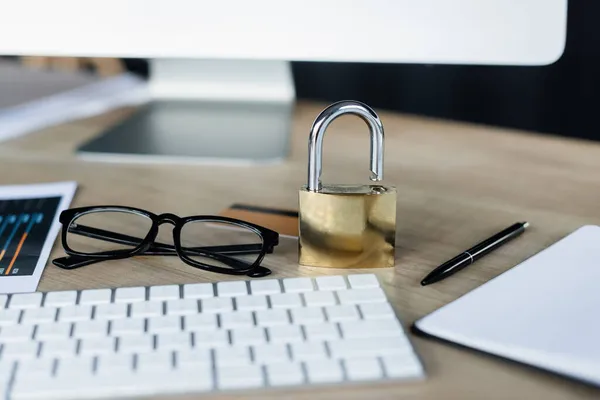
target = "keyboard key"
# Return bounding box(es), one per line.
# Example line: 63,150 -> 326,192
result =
184,314 -> 217,331
255,309 -> 289,326
39,339 -> 78,357
325,305 -> 359,322
84,369 -> 142,394
95,303 -> 128,320
347,273 -> 380,289
79,336 -> 116,355
381,354 -> 424,379
359,302 -> 395,319
147,315 -> 181,333
266,362 -> 304,386
217,281 -> 248,297
327,337 -> 411,359
55,356 -> 95,376
114,287 -> 146,303
159,369 -> 213,393
96,353 -> 135,375
35,322 -> 72,340
217,365 -> 263,390
110,318 -> 146,336
344,357 -> 383,381
10,373 -> 58,398
44,291 -> 77,307
118,335 -> 154,353
11,374 -> 70,399
315,276 -> 347,291
336,287 -> 386,305
290,307 -> 325,325
303,291 -> 336,307
156,332 -> 192,350
339,319 -> 403,339
250,279 -> 281,295
58,305 -> 93,322
183,283 -> 214,299
235,295 -> 268,311
214,346 -> 251,367
304,323 -> 339,341
220,311 -> 254,329
165,299 -> 198,315
79,289 -> 112,305
0,325 -> 34,342
73,320 -> 108,337
9,293 -> 43,309
0,362 -> 16,381
200,297 -> 232,313
282,278 -> 313,293
16,358 -> 55,376
2,341 -> 39,360
16,361 -> 54,385
269,293 -> 302,309
176,348 -> 211,367
136,352 -> 174,373
13,370 -> 54,397
267,325 -> 303,343
21,307 -> 57,324
290,342 -> 327,361
193,330 -> 229,348
0,294 -> 7,308
230,327 -> 266,346
252,343 -> 289,364
130,301 -> 163,318
304,359 -> 343,383
0,309 -> 22,326
149,285 -> 180,301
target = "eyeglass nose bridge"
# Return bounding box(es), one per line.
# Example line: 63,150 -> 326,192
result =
156,213 -> 182,225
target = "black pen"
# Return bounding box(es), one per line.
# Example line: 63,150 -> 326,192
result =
421,222 -> 530,286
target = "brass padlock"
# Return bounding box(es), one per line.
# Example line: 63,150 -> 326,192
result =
298,101 -> 396,269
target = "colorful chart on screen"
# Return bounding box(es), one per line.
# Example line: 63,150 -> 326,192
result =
0,182 -> 76,293
0,197 -> 61,276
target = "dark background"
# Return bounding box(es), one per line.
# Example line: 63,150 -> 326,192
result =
123,2 -> 597,141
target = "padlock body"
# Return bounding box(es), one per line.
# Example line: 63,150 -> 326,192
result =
298,184 -> 396,268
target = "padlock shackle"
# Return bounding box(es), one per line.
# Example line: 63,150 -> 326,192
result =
307,100 -> 384,192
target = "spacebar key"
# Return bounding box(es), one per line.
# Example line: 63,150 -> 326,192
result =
11,375 -> 96,400
339,319 -> 403,339
328,337 -> 411,358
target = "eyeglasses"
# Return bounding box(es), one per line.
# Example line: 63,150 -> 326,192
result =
52,206 -> 279,278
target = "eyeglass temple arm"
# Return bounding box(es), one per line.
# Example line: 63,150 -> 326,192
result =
68,224 -> 270,255
53,250 -> 254,272
53,253 -> 120,269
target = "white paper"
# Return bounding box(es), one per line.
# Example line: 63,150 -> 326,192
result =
0,182 -> 77,293
0,63 -> 148,143
415,225 -> 600,386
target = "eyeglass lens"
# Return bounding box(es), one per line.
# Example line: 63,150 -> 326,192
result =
179,220 -> 264,270
66,209 -> 152,254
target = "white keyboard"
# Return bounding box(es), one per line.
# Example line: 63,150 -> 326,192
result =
0,274 -> 424,399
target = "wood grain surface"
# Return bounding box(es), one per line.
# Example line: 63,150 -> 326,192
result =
1,101 -> 599,399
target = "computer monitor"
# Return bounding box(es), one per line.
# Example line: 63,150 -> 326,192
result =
0,0 -> 568,164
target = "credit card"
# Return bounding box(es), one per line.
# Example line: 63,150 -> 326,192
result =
219,203 -> 298,238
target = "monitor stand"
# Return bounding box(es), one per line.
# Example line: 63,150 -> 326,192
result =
77,59 -> 294,165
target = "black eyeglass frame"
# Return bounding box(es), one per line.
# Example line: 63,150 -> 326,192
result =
53,206 -> 279,277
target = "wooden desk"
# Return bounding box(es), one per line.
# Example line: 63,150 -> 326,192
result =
1,101 -> 599,399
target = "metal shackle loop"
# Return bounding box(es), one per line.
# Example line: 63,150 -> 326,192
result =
307,100 -> 384,192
